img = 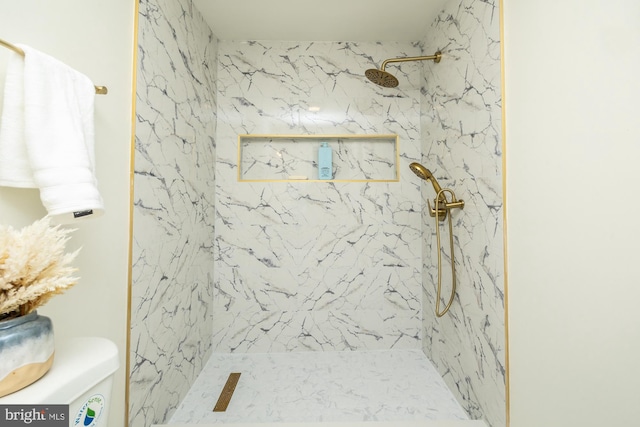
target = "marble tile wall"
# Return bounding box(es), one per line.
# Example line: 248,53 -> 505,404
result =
213,41 -> 425,352
419,0 -> 505,426
130,0 -> 217,426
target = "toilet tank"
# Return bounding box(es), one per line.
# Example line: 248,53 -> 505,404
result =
0,337 -> 119,427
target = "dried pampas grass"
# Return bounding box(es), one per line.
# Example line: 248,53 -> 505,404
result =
0,217 -> 79,320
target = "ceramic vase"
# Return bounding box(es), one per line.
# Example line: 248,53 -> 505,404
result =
0,311 -> 54,397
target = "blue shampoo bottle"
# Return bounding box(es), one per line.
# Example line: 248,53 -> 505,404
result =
318,142 -> 332,179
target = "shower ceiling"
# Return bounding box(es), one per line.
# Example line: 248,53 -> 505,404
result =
192,0 -> 450,41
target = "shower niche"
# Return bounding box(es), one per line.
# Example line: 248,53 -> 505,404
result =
238,134 -> 399,182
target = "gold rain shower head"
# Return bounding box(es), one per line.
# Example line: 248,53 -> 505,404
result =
365,51 -> 442,88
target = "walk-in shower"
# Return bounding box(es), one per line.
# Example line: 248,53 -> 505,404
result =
365,51 -> 442,88
134,0 -> 504,423
410,162 -> 464,317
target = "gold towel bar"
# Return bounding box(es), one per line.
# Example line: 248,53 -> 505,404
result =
0,38 -> 107,95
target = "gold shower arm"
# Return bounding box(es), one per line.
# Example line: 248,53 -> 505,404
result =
0,38 -> 108,95
380,51 -> 442,71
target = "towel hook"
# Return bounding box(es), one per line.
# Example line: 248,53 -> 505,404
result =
0,38 -> 108,95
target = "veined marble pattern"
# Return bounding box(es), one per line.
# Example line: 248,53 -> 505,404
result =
130,0 -> 217,426
420,0 -> 505,426
169,350 -> 469,424
214,41 -> 425,353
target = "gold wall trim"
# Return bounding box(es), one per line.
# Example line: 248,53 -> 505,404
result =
125,0 -> 140,425
237,134 -> 400,182
499,0 -> 511,425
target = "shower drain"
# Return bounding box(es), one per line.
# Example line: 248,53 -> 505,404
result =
213,372 -> 242,412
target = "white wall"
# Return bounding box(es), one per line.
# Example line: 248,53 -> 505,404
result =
0,1 -> 135,426
504,1 -> 640,426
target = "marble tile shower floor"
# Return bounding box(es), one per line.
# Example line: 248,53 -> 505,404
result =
167,349 -> 481,426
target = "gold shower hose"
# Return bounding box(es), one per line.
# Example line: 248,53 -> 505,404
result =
434,188 -> 457,317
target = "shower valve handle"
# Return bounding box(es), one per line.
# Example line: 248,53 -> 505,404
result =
428,198 -> 464,221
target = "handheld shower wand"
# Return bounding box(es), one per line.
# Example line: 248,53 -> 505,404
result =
409,162 -> 464,217
409,162 -> 445,200
408,162 -> 465,317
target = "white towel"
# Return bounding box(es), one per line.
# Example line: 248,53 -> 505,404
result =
0,44 -> 104,223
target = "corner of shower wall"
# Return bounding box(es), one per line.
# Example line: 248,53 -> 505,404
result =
130,0 -> 218,425
419,0 -> 506,426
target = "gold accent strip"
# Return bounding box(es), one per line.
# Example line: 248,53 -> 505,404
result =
125,0 -> 140,425
0,37 -> 108,95
499,0 -> 511,425
237,134 -> 400,182
213,373 -> 242,412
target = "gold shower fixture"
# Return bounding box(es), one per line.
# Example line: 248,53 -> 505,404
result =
428,192 -> 465,221
365,51 -> 442,88
409,162 -> 463,220
409,162 -> 464,317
